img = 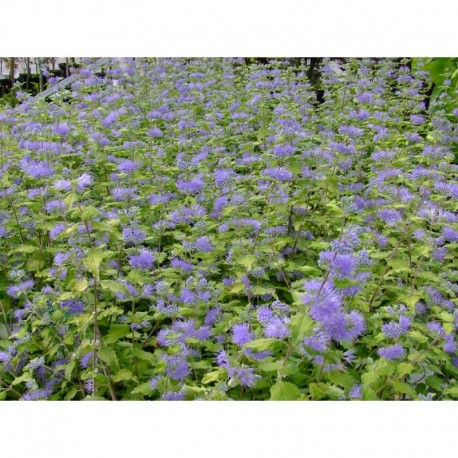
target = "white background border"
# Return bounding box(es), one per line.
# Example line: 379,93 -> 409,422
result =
1,1 -> 457,456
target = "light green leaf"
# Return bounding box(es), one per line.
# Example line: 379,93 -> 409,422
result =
131,383 -> 154,396
309,382 -> 329,400
0,323 -> 8,340
392,381 -> 417,399
239,254 -> 257,270
65,387 -> 78,400
244,338 -> 281,351
98,346 -> 119,370
270,381 -> 301,400
100,280 -> 129,296
14,245 -> 38,254
104,324 -> 130,344
83,250 -> 105,280
132,348 -> 155,365
258,361 -> 283,372
444,386 -> 458,398
396,363 -> 414,379
112,369 -> 137,383
12,372 -> 34,386
65,360 -> 76,380
73,279 -> 88,292
202,369 -> 225,385
290,313 -> 314,344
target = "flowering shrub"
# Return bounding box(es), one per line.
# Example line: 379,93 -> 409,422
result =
0,57 -> 457,400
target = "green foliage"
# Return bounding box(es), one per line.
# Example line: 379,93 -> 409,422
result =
0,57 -> 457,401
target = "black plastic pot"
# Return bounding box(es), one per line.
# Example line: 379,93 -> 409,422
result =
50,69 -> 64,78
0,78 -> 13,88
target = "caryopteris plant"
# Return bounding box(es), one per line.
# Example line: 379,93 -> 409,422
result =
0,57 -> 457,400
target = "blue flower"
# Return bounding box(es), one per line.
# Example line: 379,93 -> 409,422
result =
129,249 -> 155,270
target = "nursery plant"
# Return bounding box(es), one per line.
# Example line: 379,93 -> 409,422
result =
0,57 -> 457,400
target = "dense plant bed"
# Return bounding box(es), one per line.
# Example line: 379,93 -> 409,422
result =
0,58 -> 457,400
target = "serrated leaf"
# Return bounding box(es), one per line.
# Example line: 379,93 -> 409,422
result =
112,369 -> 137,383
202,369 -> 225,384
408,330 -> 428,344
244,338 -> 280,351
65,360 -> 76,380
239,254 -> 257,270
362,386 -> 378,400
83,250 -> 105,280
100,280 -> 129,296
392,381 -> 417,399
270,381 -> 300,400
0,323 -> 8,340
425,376 -> 443,391
444,386 -> 458,398
362,370 -> 379,387
65,387 -> 78,400
308,382 -> 328,400
396,362 -> 414,378
15,245 -> 38,254
98,346 -> 119,370
251,286 -> 274,295
229,282 -> 245,294
326,371 -> 355,390
291,313 -> 314,344
104,324 -> 130,344
133,348 -> 155,364
258,361 -> 283,372
57,292 -> 74,301
73,279 -> 88,292
12,372 -> 34,386
131,382 -> 154,396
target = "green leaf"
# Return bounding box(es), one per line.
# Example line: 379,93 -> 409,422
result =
104,324 -> 130,344
229,282 -> 245,294
308,382 -> 328,400
333,278 -> 359,289
290,313 -> 314,344
326,371 -> 355,390
112,369 -> 137,383
80,205 -> 100,221
239,254 -> 257,270
98,346 -> 119,370
244,338 -> 281,351
0,323 -> 8,340
12,372 -> 34,386
202,369 -> 225,384
132,348 -> 155,365
258,361 -> 283,372
65,360 -> 76,380
251,286 -> 275,296
65,387 -> 78,400
362,386 -> 378,400
270,381 -> 301,400
400,294 -> 421,309
64,191 -> 77,207
444,386 -> 458,398
362,370 -> 379,387
73,279 -> 89,292
100,280 -> 129,296
57,292 -> 74,301
15,245 -> 38,254
425,376 -> 443,391
408,330 -> 428,344
392,381 -> 417,399
396,363 -> 414,379
83,250 -> 105,280
92,221 -> 119,233
131,383 -> 154,396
